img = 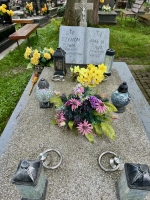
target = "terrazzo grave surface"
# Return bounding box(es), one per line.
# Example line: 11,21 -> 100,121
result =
0,67 -> 150,200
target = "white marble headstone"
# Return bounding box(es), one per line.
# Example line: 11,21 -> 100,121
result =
59,26 -> 109,65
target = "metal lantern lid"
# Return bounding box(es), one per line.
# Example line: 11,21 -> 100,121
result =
12,160 -> 43,186
53,47 -> 66,59
118,82 -> 128,93
105,49 -> 115,56
125,163 -> 150,191
38,78 -> 49,89
35,78 -> 54,103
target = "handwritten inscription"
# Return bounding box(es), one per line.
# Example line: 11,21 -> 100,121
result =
59,26 -> 109,64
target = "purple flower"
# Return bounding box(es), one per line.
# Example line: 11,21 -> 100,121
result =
88,96 -> 99,109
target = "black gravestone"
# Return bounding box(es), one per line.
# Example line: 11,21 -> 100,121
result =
0,0 -> 12,24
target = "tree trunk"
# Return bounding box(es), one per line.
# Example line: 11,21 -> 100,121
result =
93,0 -> 99,25
62,0 -> 80,26
62,0 -> 99,26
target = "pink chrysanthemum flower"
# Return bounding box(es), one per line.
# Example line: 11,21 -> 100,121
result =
65,98 -> 81,111
72,84 -> 84,96
95,100 -> 107,113
77,120 -> 93,135
55,111 -> 66,123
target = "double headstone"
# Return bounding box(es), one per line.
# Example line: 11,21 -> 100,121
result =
59,26 -> 109,65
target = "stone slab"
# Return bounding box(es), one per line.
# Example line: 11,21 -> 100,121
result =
59,26 -> 109,65
98,11 -> 117,24
0,63 -> 150,200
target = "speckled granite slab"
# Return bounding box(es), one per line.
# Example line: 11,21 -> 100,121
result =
0,65 -> 150,200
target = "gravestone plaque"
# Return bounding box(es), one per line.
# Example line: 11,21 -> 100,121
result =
59,26 -> 109,65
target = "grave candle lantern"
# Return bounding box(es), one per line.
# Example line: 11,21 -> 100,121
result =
111,82 -> 131,113
104,49 -> 115,76
12,159 -> 48,200
35,78 -> 54,108
116,163 -> 150,200
53,47 -> 66,80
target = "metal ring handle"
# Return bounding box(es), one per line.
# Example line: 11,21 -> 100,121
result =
98,151 -> 120,172
38,149 -> 62,170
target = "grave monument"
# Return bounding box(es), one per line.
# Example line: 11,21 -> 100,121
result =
0,0 -> 16,52
59,26 -> 109,65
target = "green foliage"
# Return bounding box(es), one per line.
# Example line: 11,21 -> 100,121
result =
101,122 -> 116,140
50,96 -> 64,107
57,5 -> 66,17
0,19 -> 61,134
85,133 -> 94,143
51,18 -> 62,33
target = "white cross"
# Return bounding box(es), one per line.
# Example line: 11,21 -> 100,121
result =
75,0 -> 93,27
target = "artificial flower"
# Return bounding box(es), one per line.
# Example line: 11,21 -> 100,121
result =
71,64 -> 107,87
24,47 -> 54,69
77,120 -> 93,135
51,85 -> 118,143
0,4 -> 14,16
102,4 -> 111,12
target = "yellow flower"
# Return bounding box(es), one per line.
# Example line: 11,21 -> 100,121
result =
2,7 -> 7,13
44,52 -> 51,60
33,49 -> 40,59
49,48 -> 54,55
31,57 -> 39,65
100,0 -> 104,3
73,66 -> 80,73
98,63 -> 107,72
24,47 -> 32,59
2,4 -> 7,8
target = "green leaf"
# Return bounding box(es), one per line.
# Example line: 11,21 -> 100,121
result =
51,118 -> 57,125
68,121 -> 74,130
93,124 -> 102,136
104,102 -> 118,112
85,133 -> 94,143
27,63 -> 34,69
101,122 -> 116,140
41,57 -> 47,63
50,96 -> 63,108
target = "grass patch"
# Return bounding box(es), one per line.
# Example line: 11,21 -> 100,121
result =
0,17 -> 150,134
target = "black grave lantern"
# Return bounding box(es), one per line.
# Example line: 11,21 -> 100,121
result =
116,163 -> 150,200
53,47 -> 66,77
12,159 -> 48,200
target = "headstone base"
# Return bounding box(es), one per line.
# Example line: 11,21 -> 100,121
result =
98,11 -> 117,24
80,21 -> 87,27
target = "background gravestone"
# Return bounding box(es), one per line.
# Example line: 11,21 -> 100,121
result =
22,0 -> 48,14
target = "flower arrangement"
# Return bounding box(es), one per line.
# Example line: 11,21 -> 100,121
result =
25,2 -> 33,13
102,4 -> 111,12
70,64 -> 107,87
41,4 -> 48,15
50,84 -> 117,143
24,47 -> 55,68
0,4 -> 14,16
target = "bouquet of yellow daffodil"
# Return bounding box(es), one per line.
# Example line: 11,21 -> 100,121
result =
0,4 -> 14,16
25,2 -> 33,13
24,47 -> 55,69
70,64 -> 107,87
